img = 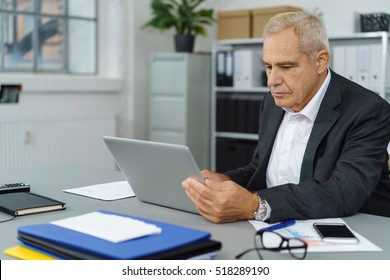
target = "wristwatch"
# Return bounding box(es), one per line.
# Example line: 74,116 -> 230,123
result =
253,194 -> 268,221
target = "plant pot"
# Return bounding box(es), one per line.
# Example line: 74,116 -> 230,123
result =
174,35 -> 195,53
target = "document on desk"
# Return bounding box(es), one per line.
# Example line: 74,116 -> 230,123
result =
249,218 -> 382,253
62,181 -> 135,201
51,212 -> 162,243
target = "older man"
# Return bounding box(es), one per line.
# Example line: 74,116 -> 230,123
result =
182,11 -> 390,223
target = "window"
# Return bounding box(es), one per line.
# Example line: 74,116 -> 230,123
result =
0,0 -> 97,74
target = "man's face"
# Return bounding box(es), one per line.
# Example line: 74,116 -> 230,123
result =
263,27 -> 327,112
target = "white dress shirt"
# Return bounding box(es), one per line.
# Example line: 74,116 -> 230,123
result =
259,71 -> 331,221
266,71 -> 331,188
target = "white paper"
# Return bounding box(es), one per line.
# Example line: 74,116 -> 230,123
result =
51,212 -> 162,243
63,181 -> 135,201
249,217 -> 382,253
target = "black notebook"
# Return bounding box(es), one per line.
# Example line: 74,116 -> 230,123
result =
0,192 -> 65,216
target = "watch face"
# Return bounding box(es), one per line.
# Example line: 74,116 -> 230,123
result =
255,211 -> 265,221
255,199 -> 267,221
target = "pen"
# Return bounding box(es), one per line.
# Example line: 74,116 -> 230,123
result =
258,219 -> 296,232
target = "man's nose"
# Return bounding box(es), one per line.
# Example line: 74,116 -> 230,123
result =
266,68 -> 282,88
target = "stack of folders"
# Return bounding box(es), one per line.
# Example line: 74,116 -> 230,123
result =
217,93 -> 263,133
8,210 -> 222,260
216,49 -> 265,88
216,50 -> 234,87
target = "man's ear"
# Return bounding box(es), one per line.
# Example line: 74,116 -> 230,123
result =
316,50 -> 330,74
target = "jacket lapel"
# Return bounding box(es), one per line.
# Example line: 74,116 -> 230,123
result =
247,100 -> 285,191
300,71 -> 342,180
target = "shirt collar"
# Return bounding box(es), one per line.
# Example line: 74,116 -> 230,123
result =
283,69 -> 331,122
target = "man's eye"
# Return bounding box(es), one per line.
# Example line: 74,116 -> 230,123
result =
282,64 -> 296,69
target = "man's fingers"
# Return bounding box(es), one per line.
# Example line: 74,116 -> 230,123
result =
183,177 -> 216,204
183,178 -> 201,193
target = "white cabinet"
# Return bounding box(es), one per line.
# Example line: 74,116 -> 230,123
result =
0,114 -> 117,172
149,53 -> 211,169
211,32 -> 390,171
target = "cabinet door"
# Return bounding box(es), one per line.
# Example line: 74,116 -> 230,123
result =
151,57 -> 187,95
150,96 -> 186,130
0,117 -> 116,172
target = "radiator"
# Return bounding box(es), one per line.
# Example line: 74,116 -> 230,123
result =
0,114 -> 117,172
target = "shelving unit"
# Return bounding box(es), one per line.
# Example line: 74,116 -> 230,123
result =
210,32 -> 390,171
211,38 -> 267,171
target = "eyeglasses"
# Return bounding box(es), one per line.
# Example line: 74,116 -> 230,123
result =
236,230 -> 308,260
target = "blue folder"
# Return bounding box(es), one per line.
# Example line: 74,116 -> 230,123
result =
17,210 -> 216,260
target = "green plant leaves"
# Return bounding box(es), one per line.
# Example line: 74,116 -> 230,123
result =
142,0 -> 215,36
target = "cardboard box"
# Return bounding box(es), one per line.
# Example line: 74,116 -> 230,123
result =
217,10 -> 251,39
251,6 -> 302,38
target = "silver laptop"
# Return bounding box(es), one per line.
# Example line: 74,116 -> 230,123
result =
103,136 -> 202,214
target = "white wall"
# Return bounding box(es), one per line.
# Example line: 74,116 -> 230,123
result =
212,0 -> 390,14
128,1 -> 175,139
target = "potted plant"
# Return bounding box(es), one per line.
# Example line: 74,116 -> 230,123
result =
142,0 -> 215,53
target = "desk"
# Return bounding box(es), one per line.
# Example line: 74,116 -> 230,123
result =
1,165 -> 389,260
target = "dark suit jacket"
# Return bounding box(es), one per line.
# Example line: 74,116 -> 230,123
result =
226,70 -> 390,223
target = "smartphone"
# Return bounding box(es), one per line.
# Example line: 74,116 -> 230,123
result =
313,223 -> 359,244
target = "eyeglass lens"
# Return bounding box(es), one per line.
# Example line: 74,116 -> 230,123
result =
256,231 -> 307,260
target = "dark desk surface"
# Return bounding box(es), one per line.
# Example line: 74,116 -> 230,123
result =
1,165 -> 389,260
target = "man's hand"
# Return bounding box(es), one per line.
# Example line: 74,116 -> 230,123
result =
200,169 -> 230,182
182,172 -> 259,223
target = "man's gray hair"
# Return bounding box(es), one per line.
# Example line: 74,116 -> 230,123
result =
263,11 -> 329,60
